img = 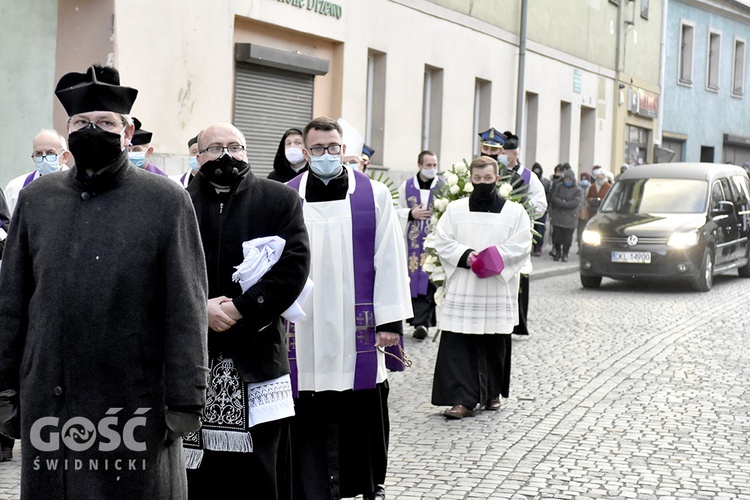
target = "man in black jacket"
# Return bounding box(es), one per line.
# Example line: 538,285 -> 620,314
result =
186,122 -> 310,500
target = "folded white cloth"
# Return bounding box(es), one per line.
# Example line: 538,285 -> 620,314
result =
231,236 -> 312,322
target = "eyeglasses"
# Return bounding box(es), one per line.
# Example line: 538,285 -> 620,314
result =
32,153 -> 61,163
308,144 -> 342,157
68,118 -> 126,133
199,145 -> 246,158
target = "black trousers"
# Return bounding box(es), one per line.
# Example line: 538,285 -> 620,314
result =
552,226 -> 575,254
290,383 -> 390,500
512,274 -> 529,336
407,282 -> 437,328
187,418 -> 292,500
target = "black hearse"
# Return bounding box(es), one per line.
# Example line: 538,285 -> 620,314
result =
579,163 -> 750,291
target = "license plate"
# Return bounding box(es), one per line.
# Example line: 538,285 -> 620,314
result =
611,251 -> 651,264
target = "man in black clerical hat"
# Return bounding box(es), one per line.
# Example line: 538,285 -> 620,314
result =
0,64 -> 209,498
127,117 -> 167,176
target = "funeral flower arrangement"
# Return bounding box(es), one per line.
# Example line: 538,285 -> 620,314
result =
422,159 -> 541,307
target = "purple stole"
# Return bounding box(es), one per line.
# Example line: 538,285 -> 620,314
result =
145,163 -> 168,176
405,177 -> 443,298
23,171 -> 37,187
517,165 -> 532,185
286,171 -> 380,395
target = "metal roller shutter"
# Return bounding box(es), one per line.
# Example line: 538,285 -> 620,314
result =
233,62 -> 313,179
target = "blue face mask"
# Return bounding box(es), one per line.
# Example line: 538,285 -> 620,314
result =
309,154 -> 342,179
580,179 -> 591,188
188,156 -> 200,172
498,154 -> 509,167
563,180 -> 574,187
128,151 -> 146,168
37,157 -> 61,176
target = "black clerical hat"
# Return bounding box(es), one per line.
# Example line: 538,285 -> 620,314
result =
131,117 -> 153,145
55,65 -> 138,116
502,131 -> 519,150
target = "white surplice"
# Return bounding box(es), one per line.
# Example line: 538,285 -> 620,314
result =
396,175 -> 440,234
434,197 -> 532,335
293,167 -> 413,392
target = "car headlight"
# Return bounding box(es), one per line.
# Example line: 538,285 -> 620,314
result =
667,230 -> 700,248
581,229 -> 601,246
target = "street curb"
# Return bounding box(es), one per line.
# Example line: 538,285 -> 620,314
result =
530,264 -> 579,280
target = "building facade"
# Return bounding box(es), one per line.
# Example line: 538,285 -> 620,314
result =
2,0 -> 672,189
661,0 -> 750,165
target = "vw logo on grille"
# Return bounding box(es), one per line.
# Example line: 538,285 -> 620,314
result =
626,235 -> 639,247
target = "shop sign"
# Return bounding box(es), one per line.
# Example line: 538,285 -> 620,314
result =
627,87 -> 658,118
274,0 -> 343,19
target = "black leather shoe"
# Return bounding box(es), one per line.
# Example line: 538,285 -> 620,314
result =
562,254 -> 569,262
444,405 -> 474,419
485,397 -> 501,411
413,325 -> 428,340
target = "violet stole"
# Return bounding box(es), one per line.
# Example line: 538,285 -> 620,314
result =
23,171 -> 36,188
404,177 -> 442,298
286,171 -> 379,395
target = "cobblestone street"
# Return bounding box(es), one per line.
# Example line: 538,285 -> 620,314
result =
384,266 -> 750,499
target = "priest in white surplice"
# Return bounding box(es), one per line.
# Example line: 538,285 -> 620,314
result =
286,117 -> 412,500
431,156 -> 532,420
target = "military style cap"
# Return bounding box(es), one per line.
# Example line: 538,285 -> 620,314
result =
502,131 -> 519,150
55,65 -> 138,116
362,144 -> 375,159
130,117 -> 153,146
478,127 -> 505,147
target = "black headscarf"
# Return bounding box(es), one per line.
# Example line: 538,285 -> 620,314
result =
268,128 -> 307,183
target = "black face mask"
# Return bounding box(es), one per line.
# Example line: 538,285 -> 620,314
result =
472,182 -> 497,199
480,152 -> 499,161
200,153 -> 249,187
69,126 -> 124,173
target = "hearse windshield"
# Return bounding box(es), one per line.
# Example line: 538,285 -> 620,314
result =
600,178 -> 709,214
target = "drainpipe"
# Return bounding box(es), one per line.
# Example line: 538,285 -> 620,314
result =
656,0 -> 669,146
515,0 -> 528,137
613,0 -> 624,169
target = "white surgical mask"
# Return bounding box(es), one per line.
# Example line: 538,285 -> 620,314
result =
37,157 -> 61,176
128,151 -> 146,169
421,168 -> 437,179
498,154 -> 509,167
285,147 -> 305,165
309,154 -> 342,179
188,156 -> 200,172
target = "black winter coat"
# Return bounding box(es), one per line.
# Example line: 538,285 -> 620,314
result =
0,151 -> 209,499
188,169 -> 310,383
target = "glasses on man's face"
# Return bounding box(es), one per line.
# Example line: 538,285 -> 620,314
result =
308,144 -> 342,157
199,145 -> 246,159
68,118 -> 126,133
32,153 -> 60,163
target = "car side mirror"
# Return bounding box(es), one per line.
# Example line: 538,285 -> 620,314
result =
588,197 -> 601,212
713,200 -> 734,216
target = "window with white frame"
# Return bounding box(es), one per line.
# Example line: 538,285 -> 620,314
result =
678,21 -> 694,86
706,30 -> 721,91
733,38 -> 746,97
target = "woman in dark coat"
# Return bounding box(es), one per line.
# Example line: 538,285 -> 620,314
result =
549,168 -> 583,262
267,128 -> 308,183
